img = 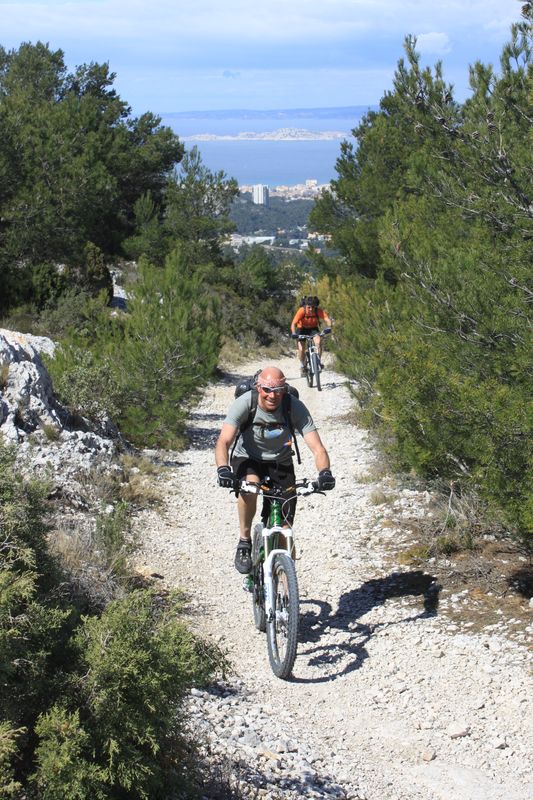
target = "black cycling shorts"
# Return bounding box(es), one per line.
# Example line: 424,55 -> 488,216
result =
297,327 -> 319,336
230,456 -> 297,525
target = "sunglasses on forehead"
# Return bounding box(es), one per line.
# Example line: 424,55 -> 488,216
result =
258,384 -> 287,395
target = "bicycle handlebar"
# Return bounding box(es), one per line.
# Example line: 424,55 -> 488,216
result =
291,328 -> 331,340
236,478 -> 321,497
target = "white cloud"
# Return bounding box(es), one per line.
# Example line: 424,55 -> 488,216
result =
416,32 -> 452,56
0,1 -> 520,46
0,1 -> 521,109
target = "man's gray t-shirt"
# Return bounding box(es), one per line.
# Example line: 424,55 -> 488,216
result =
225,391 -> 316,464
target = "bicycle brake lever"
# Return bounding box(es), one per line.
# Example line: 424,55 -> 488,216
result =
296,483 -> 321,496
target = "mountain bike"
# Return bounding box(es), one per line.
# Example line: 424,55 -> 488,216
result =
237,477 -> 320,679
294,328 -> 331,391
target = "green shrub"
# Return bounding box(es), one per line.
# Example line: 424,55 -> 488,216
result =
435,536 -> 460,556
112,248 -> 221,446
0,443 -> 228,796
31,263 -> 68,310
0,723 -> 23,799
32,709 -> 107,800
76,592 -> 218,796
37,288 -> 93,338
94,501 -> 137,577
49,346 -> 125,422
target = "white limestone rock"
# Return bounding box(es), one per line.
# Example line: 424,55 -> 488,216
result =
0,329 -> 123,501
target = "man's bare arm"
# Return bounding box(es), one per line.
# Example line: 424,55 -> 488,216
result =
215,423 -> 238,467
303,429 -> 330,472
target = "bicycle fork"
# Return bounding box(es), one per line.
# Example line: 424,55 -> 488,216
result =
261,526 -> 294,622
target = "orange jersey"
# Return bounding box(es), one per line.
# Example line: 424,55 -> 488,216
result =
291,306 -> 327,330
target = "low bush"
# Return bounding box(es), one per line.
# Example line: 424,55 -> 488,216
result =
0,443 -> 228,797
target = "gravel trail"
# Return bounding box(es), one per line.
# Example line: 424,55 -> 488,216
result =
136,354 -> 532,800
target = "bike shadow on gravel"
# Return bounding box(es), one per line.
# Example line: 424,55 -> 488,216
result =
292,570 -> 440,684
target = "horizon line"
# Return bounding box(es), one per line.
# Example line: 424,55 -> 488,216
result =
159,104 -> 377,116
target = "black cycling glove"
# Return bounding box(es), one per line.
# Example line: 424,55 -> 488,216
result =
317,468 -> 336,491
217,465 -> 235,488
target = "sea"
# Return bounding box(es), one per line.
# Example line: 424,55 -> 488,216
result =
158,108 -> 367,188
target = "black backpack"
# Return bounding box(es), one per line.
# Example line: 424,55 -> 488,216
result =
231,375 -> 301,464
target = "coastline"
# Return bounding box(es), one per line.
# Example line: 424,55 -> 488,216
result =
182,127 -> 348,142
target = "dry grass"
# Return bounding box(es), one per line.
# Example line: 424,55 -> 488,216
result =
74,464 -> 122,505
384,482 -> 532,634
49,518 -> 129,609
398,544 -> 432,565
218,335 -> 286,370
0,364 -> 9,390
42,423 -> 61,442
120,453 -> 165,476
119,472 -> 162,507
71,454 -> 166,510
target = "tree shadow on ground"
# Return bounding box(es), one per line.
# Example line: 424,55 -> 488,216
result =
214,368 -> 251,385
186,411 -> 225,450
507,566 -> 533,599
292,570 -> 440,684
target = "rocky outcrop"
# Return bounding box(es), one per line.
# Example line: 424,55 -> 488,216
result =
0,328 -> 122,503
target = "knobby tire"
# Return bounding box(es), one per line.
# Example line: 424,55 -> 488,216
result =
306,351 -> 314,388
252,524 -> 266,632
311,352 -> 321,391
267,553 -> 299,679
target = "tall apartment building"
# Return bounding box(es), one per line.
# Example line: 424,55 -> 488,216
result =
252,184 -> 269,206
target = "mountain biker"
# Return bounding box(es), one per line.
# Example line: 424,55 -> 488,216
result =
290,296 -> 333,377
215,366 -> 335,574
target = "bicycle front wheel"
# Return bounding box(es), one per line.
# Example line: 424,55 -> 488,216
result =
266,553 -> 299,679
306,352 -> 314,387
311,352 -> 321,391
252,524 -> 266,632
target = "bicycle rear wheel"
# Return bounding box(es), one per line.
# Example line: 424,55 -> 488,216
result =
266,553 -> 299,679
252,524 -> 266,632
311,352 -> 321,391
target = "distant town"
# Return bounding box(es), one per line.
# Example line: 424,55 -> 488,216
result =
229,180 -> 332,254
239,179 -> 328,200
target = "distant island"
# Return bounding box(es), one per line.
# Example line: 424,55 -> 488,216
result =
182,127 -> 348,142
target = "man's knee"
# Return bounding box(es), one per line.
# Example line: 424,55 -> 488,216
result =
240,491 -> 257,506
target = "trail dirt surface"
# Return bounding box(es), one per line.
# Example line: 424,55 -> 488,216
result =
136,355 -> 532,800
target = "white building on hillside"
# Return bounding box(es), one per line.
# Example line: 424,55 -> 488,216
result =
252,184 -> 269,206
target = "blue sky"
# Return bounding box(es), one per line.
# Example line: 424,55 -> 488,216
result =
0,0 -> 522,114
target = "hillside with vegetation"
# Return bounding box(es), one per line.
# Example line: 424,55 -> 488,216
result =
230,193 -> 314,236
310,9 -> 532,546
0,8 -> 532,798
0,41 -> 302,798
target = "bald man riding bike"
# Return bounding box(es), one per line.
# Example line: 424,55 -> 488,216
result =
215,366 -> 335,573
